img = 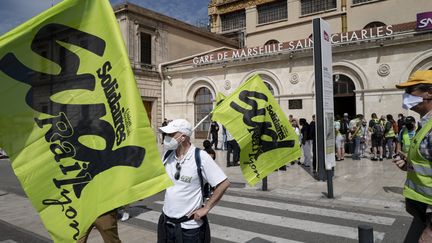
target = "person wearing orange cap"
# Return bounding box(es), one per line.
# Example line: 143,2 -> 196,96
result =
393,70 -> 432,242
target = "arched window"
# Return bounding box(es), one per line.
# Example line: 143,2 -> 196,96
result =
265,39 -> 279,45
264,82 -> 275,95
258,74 -> 278,96
333,74 -> 355,96
194,87 -> 213,139
363,21 -> 386,29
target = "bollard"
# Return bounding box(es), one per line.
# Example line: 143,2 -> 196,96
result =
262,177 -> 268,191
326,169 -> 334,198
358,224 -> 373,243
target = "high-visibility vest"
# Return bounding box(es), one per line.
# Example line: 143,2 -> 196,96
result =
400,128 -> 414,153
403,117 -> 432,205
385,121 -> 396,138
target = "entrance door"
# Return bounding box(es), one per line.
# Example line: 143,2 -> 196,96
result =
194,87 -> 212,139
143,100 -> 152,123
333,74 -> 356,118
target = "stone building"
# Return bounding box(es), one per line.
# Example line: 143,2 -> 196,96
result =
113,3 -> 237,134
158,0 -> 432,139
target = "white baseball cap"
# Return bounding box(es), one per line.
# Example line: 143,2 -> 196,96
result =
159,119 -> 192,137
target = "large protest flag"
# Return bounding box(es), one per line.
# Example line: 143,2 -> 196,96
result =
212,75 -> 302,185
215,92 -> 226,106
0,0 -> 172,241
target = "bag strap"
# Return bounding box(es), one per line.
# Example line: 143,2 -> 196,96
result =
163,150 -> 174,164
163,148 -> 206,201
194,148 -> 206,201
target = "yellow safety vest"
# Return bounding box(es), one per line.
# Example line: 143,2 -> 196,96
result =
385,121 -> 396,138
403,117 -> 432,205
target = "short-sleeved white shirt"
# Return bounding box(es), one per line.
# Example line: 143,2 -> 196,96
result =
162,145 -> 227,229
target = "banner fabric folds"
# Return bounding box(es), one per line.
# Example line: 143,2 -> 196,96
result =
212,74 -> 302,185
0,0 -> 172,242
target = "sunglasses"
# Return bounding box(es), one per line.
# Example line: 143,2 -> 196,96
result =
174,162 -> 181,180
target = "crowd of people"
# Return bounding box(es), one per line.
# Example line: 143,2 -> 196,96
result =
333,112 -> 417,162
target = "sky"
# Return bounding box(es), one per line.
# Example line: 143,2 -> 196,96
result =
0,0 -> 209,36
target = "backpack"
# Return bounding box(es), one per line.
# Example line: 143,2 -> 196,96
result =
163,148 -> 214,200
372,120 -> 384,137
340,121 -> 348,135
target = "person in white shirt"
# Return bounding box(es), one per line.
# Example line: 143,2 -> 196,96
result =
158,119 -> 230,243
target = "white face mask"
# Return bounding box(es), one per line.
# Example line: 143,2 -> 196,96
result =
164,135 -> 180,150
402,93 -> 424,110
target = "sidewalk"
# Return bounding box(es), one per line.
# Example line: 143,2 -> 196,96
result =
209,145 -> 407,215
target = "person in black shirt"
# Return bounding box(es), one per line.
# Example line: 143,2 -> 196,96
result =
210,121 -> 220,150
203,140 -> 216,160
299,118 -> 312,167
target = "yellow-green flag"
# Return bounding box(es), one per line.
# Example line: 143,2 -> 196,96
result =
0,0 -> 172,242
212,75 -> 301,185
215,92 -> 226,106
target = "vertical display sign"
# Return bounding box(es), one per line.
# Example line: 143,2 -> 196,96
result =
313,18 -> 335,182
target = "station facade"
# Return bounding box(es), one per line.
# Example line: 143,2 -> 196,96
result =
116,1 -> 432,139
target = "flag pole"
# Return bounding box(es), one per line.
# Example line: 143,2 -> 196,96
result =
193,113 -> 212,132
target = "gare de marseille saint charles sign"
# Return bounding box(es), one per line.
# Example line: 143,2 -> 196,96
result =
193,25 -> 395,66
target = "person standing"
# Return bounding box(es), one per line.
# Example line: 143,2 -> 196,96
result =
397,116 -> 417,154
221,126 -> 227,151
291,119 -> 302,165
334,115 -> 345,161
341,113 -> 351,154
299,118 -> 312,167
210,121 -> 220,150
392,71 -> 432,242
349,114 -> 363,160
77,209 -> 121,243
226,129 -> 240,167
397,113 -> 406,134
369,113 -> 384,161
158,119 -> 230,243
203,140 -> 216,160
384,114 -> 397,159
360,120 -> 369,158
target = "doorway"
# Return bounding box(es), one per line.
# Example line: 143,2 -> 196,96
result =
142,100 -> 152,123
333,74 -> 356,118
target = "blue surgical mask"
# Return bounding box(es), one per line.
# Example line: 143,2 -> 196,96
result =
402,93 -> 424,110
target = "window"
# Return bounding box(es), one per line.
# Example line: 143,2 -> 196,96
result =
333,74 -> 355,97
363,21 -> 385,29
194,87 -> 213,138
265,39 -> 280,45
140,32 -> 151,64
264,82 -> 275,95
301,0 -> 336,15
221,10 -> 246,32
257,1 -> 287,24
353,0 -> 374,4
289,99 -> 303,109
